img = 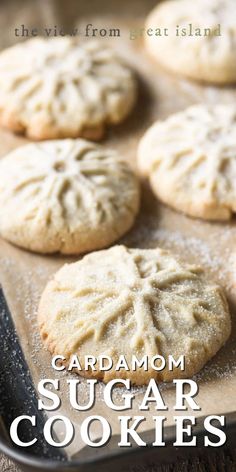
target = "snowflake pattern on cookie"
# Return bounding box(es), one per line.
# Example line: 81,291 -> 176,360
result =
0,140 -> 140,254
38,245 -> 231,384
138,105 -> 236,220
0,38 -> 136,139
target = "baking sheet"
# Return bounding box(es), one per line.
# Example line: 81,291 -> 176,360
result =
0,0 -> 235,460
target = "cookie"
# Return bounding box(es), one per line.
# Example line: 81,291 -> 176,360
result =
138,105 -> 236,220
38,245 -> 231,385
145,0 -> 236,84
0,139 -> 140,254
0,38 -> 136,140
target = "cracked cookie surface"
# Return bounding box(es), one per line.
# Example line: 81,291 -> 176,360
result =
0,139 -> 140,254
38,245 -> 231,384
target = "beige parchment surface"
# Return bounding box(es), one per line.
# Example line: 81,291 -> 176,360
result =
0,0 -> 235,460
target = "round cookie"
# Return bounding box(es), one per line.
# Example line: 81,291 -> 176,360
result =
145,0 -> 236,84
38,245 -> 231,385
0,38 -> 136,140
138,104 -> 236,220
0,140 -> 140,254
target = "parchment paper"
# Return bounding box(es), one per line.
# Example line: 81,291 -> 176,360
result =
0,0 -> 235,460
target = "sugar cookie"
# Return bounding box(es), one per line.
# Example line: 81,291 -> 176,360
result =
138,105 -> 236,220
0,38 -> 136,139
38,245 -> 231,384
145,0 -> 236,84
0,140 -> 140,254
